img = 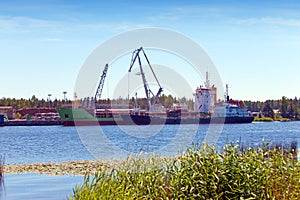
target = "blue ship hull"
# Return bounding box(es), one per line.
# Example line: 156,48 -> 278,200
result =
121,114 -> 254,125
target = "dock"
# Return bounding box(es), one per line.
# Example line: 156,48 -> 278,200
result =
3,120 -> 62,126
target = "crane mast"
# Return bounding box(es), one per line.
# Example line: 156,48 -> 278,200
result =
94,64 -> 109,105
128,47 -> 163,111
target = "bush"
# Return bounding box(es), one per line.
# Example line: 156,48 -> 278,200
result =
69,144 -> 300,199
254,116 -> 274,122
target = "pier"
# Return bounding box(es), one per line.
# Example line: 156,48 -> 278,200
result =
3,120 -> 62,126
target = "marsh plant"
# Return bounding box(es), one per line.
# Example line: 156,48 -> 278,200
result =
0,155 -> 4,194
70,143 -> 300,199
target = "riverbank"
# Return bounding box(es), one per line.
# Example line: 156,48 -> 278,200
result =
69,145 -> 300,199
3,146 -> 300,199
5,148 -> 300,176
253,116 -> 294,122
4,160 -> 121,176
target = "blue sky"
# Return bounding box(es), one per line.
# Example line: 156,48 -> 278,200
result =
1,0 -> 300,101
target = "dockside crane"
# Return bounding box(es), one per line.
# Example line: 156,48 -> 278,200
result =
128,47 -> 163,112
94,64 -> 109,106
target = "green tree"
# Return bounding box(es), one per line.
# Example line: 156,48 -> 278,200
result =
30,95 -> 38,108
288,99 -> 294,118
294,97 -> 299,119
280,96 -> 288,118
262,101 -> 274,118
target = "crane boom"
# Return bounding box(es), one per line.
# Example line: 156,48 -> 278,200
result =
129,48 -> 142,72
141,48 -> 162,88
128,47 -> 163,111
94,64 -> 109,105
137,53 -> 152,110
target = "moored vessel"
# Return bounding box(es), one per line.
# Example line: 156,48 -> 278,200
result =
57,47 -> 253,126
56,83 -> 254,126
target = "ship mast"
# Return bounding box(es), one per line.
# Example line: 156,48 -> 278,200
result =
225,84 -> 229,102
205,71 -> 210,88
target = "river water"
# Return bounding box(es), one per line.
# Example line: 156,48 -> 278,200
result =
1,122 -> 300,199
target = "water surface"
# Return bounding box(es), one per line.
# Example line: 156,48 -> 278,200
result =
1,122 -> 299,164
1,122 -> 300,199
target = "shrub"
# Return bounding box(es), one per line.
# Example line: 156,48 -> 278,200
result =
69,144 -> 300,199
254,116 -> 274,122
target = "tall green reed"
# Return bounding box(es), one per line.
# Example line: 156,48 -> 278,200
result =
69,142 -> 300,200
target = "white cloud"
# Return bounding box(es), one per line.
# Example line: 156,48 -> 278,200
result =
147,5 -> 222,23
40,38 -> 64,42
0,15 -> 150,36
0,16 -> 59,33
233,17 -> 300,27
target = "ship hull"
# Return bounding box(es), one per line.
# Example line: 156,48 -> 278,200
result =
121,114 -> 254,125
57,108 -> 254,126
61,116 -> 254,126
62,120 -> 118,126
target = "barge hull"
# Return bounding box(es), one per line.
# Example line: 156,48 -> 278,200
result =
60,116 -> 254,126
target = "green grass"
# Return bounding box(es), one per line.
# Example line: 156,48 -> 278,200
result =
254,116 -> 274,122
69,144 -> 300,199
278,118 -> 291,122
254,116 -> 292,122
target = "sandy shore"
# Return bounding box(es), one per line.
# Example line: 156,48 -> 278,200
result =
4,160 -> 122,176
4,150 -> 300,176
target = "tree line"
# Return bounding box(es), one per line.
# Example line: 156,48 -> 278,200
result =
0,95 -> 71,110
244,96 -> 300,120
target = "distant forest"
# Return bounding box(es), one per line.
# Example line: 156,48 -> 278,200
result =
244,96 -> 300,120
0,95 -> 299,120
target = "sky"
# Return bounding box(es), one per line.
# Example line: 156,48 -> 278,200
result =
1,0 -> 300,101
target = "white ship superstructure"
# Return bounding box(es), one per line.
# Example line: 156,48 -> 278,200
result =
194,72 -> 217,113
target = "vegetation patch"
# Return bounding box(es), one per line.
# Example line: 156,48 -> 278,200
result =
69,143 -> 300,199
278,118 -> 291,122
0,155 -> 4,195
254,116 -> 274,122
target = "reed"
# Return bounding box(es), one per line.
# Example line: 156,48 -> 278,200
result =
0,155 -> 4,190
69,142 -> 300,199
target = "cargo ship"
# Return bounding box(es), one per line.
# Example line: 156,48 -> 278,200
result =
57,83 -> 254,126
57,106 -> 254,126
57,47 -> 253,126
57,98 -> 254,126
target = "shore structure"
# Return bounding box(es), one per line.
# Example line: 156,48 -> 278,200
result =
0,108 -> 62,126
3,120 -> 62,126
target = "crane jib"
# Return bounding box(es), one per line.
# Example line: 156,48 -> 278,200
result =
128,47 -> 163,111
94,64 -> 109,104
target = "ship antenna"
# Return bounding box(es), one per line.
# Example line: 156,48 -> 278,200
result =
205,71 -> 210,88
226,84 -> 229,102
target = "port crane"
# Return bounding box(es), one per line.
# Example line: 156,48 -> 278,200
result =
128,47 -> 163,112
94,63 -> 109,106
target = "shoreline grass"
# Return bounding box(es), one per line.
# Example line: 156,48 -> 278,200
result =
0,155 -> 4,195
69,142 -> 300,199
254,116 -> 292,122
254,116 -> 274,122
